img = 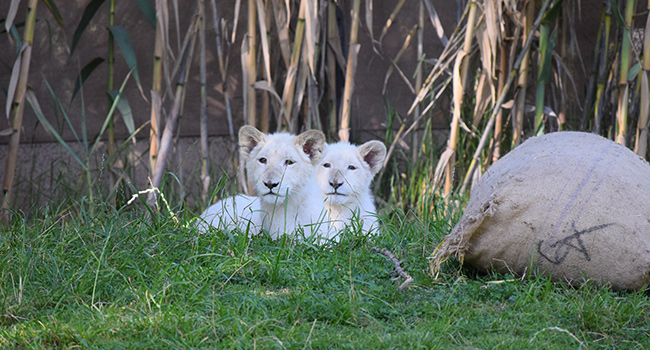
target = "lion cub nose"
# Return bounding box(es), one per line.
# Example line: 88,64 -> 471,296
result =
264,181 -> 279,190
329,181 -> 343,190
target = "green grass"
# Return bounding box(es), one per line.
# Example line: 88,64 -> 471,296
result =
0,201 -> 648,349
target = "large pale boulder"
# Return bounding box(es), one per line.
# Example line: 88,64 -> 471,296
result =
431,132 -> 650,290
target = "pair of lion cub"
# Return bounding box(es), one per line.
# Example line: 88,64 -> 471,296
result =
197,126 -> 386,243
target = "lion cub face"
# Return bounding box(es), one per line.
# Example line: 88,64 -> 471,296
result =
239,126 -> 325,205
316,141 -> 386,206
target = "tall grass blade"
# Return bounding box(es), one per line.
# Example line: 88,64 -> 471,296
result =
71,57 -> 105,103
25,88 -> 87,170
134,0 -> 156,28
40,0 -> 65,27
71,0 -> 106,55
108,25 -> 146,100
422,0 -> 448,46
107,90 -> 135,135
89,71 -> 133,156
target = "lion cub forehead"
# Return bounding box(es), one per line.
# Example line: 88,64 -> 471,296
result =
255,133 -> 302,158
322,142 -> 363,163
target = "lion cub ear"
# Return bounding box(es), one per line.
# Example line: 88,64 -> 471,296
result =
239,125 -> 266,158
358,140 -> 387,175
296,130 -> 326,164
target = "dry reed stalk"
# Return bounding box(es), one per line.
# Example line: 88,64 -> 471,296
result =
512,0 -> 534,147
245,0 -> 257,127
198,0 -> 210,202
594,1 -> 612,135
413,1 -> 424,164
579,2 -> 607,131
2,0 -> 38,220
280,0 -> 306,132
148,12 -> 199,204
615,0 -> 636,146
338,0 -> 361,142
491,25 -> 509,163
635,1 -> 650,158
379,0 -> 406,44
459,0 -> 553,194
443,0 -> 478,197
150,0 -> 169,174
325,1 -> 340,138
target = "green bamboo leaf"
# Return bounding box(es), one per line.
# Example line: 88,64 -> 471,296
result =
538,27 -> 557,81
5,0 -> 20,33
628,62 -> 641,81
41,0 -> 65,28
541,0 -> 563,24
609,0 -> 625,27
6,43 -> 24,119
107,90 -> 135,135
134,0 -> 156,28
44,76 -> 81,144
25,88 -> 87,170
90,70 -> 132,156
71,57 -> 105,103
109,25 -> 144,96
71,0 -> 106,55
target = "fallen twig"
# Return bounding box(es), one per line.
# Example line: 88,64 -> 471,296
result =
373,246 -> 414,291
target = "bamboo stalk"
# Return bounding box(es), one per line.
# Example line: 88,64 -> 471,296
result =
579,2 -> 607,131
150,0 -> 166,173
245,0 -> 257,127
459,0 -> 553,194
492,26 -> 508,163
594,1 -> 612,135
2,0 -> 38,220
107,0 -> 117,205
513,0 -> 535,147
148,14 -> 199,204
198,0 -> 210,202
338,0 -> 361,142
557,1 -> 568,131
211,0 -> 234,143
326,1 -> 338,139
616,0 -> 636,146
534,19 -> 550,136
108,0 -> 116,159
635,0 -> 650,158
443,0 -> 477,197
280,0 -> 305,132
413,0 -> 424,164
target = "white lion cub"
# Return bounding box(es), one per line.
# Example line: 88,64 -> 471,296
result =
316,140 -> 387,234
198,126 -> 332,241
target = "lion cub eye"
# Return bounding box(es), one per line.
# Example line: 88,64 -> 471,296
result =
285,159 -> 295,166
323,163 -> 331,168
348,165 -> 357,170
258,157 -> 267,164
